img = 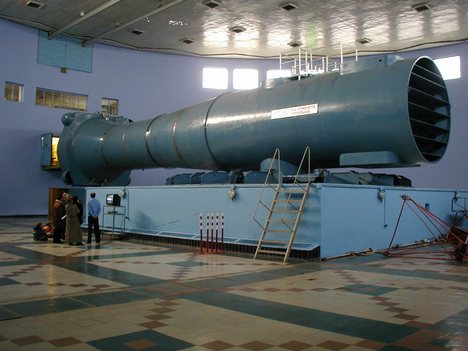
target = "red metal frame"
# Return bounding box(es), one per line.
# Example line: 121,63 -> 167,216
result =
385,195 -> 467,262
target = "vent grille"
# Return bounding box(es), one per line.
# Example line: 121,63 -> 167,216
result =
180,37 -> 194,44
412,3 -> 431,12
229,26 -> 246,33
356,37 -> 372,44
131,29 -> 145,35
287,41 -> 302,48
280,2 -> 299,11
202,0 -> 221,8
408,58 -> 450,162
25,1 -> 44,8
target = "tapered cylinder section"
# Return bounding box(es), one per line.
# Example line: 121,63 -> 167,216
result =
102,120 -> 156,169
58,56 -> 450,186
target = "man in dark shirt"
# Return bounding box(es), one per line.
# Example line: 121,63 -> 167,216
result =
87,192 -> 101,244
52,194 -> 65,243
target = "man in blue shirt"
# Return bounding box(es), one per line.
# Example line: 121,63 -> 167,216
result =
87,192 -> 101,244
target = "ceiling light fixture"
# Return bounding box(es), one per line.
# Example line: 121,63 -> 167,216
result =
202,0 -> 221,9
356,37 -> 372,44
229,25 -> 246,34
169,20 -> 187,26
180,37 -> 194,44
412,3 -> 431,12
280,2 -> 299,11
131,28 -> 145,35
25,1 -> 44,9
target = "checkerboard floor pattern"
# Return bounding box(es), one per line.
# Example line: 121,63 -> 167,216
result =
0,217 -> 466,350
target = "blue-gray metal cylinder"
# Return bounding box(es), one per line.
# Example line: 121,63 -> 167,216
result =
58,56 -> 450,186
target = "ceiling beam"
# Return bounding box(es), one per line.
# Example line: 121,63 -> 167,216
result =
48,0 -> 121,40
82,0 -> 185,47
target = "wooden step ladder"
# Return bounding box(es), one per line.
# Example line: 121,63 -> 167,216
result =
253,147 -> 312,262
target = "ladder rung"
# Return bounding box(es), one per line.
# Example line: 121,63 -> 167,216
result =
278,189 -> 306,193
266,229 -> 291,233
270,219 -> 296,223
257,249 -> 287,256
274,199 -> 302,202
261,240 -> 289,245
271,209 -> 299,213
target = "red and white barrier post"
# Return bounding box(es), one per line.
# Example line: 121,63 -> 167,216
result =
199,211 -> 224,255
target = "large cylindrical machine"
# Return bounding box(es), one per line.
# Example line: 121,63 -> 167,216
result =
58,56 -> 450,186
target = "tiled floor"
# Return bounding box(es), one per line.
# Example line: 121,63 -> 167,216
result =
0,217 -> 466,350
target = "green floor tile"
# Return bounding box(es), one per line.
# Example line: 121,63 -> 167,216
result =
169,261 -> 208,268
431,308 -> 468,336
348,265 -> 468,283
430,338 -> 452,348
130,287 -> 167,298
0,306 -> 21,321
4,297 -> 89,317
341,283 -> 398,296
85,250 -> 175,261
88,330 -> 193,351
73,290 -> 151,307
185,290 -> 418,343
0,277 -> 20,286
378,346 -> 416,351
60,261 -> 162,286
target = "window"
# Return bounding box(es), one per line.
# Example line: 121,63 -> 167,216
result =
35,87 -> 87,111
4,81 -> 23,102
233,69 -> 258,90
203,67 -> 228,89
434,56 -> 461,80
101,98 -> 119,115
266,69 -> 292,80
69,95 -> 79,110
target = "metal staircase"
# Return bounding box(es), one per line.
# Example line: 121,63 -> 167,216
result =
253,147 -> 311,262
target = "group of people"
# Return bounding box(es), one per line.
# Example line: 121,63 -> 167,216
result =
51,192 -> 102,246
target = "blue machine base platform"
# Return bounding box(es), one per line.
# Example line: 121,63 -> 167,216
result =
85,184 -> 466,260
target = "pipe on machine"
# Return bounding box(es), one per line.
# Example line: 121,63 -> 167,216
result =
58,56 -> 450,186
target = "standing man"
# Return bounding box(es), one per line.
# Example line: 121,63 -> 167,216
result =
87,192 -> 101,245
52,194 -> 65,243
